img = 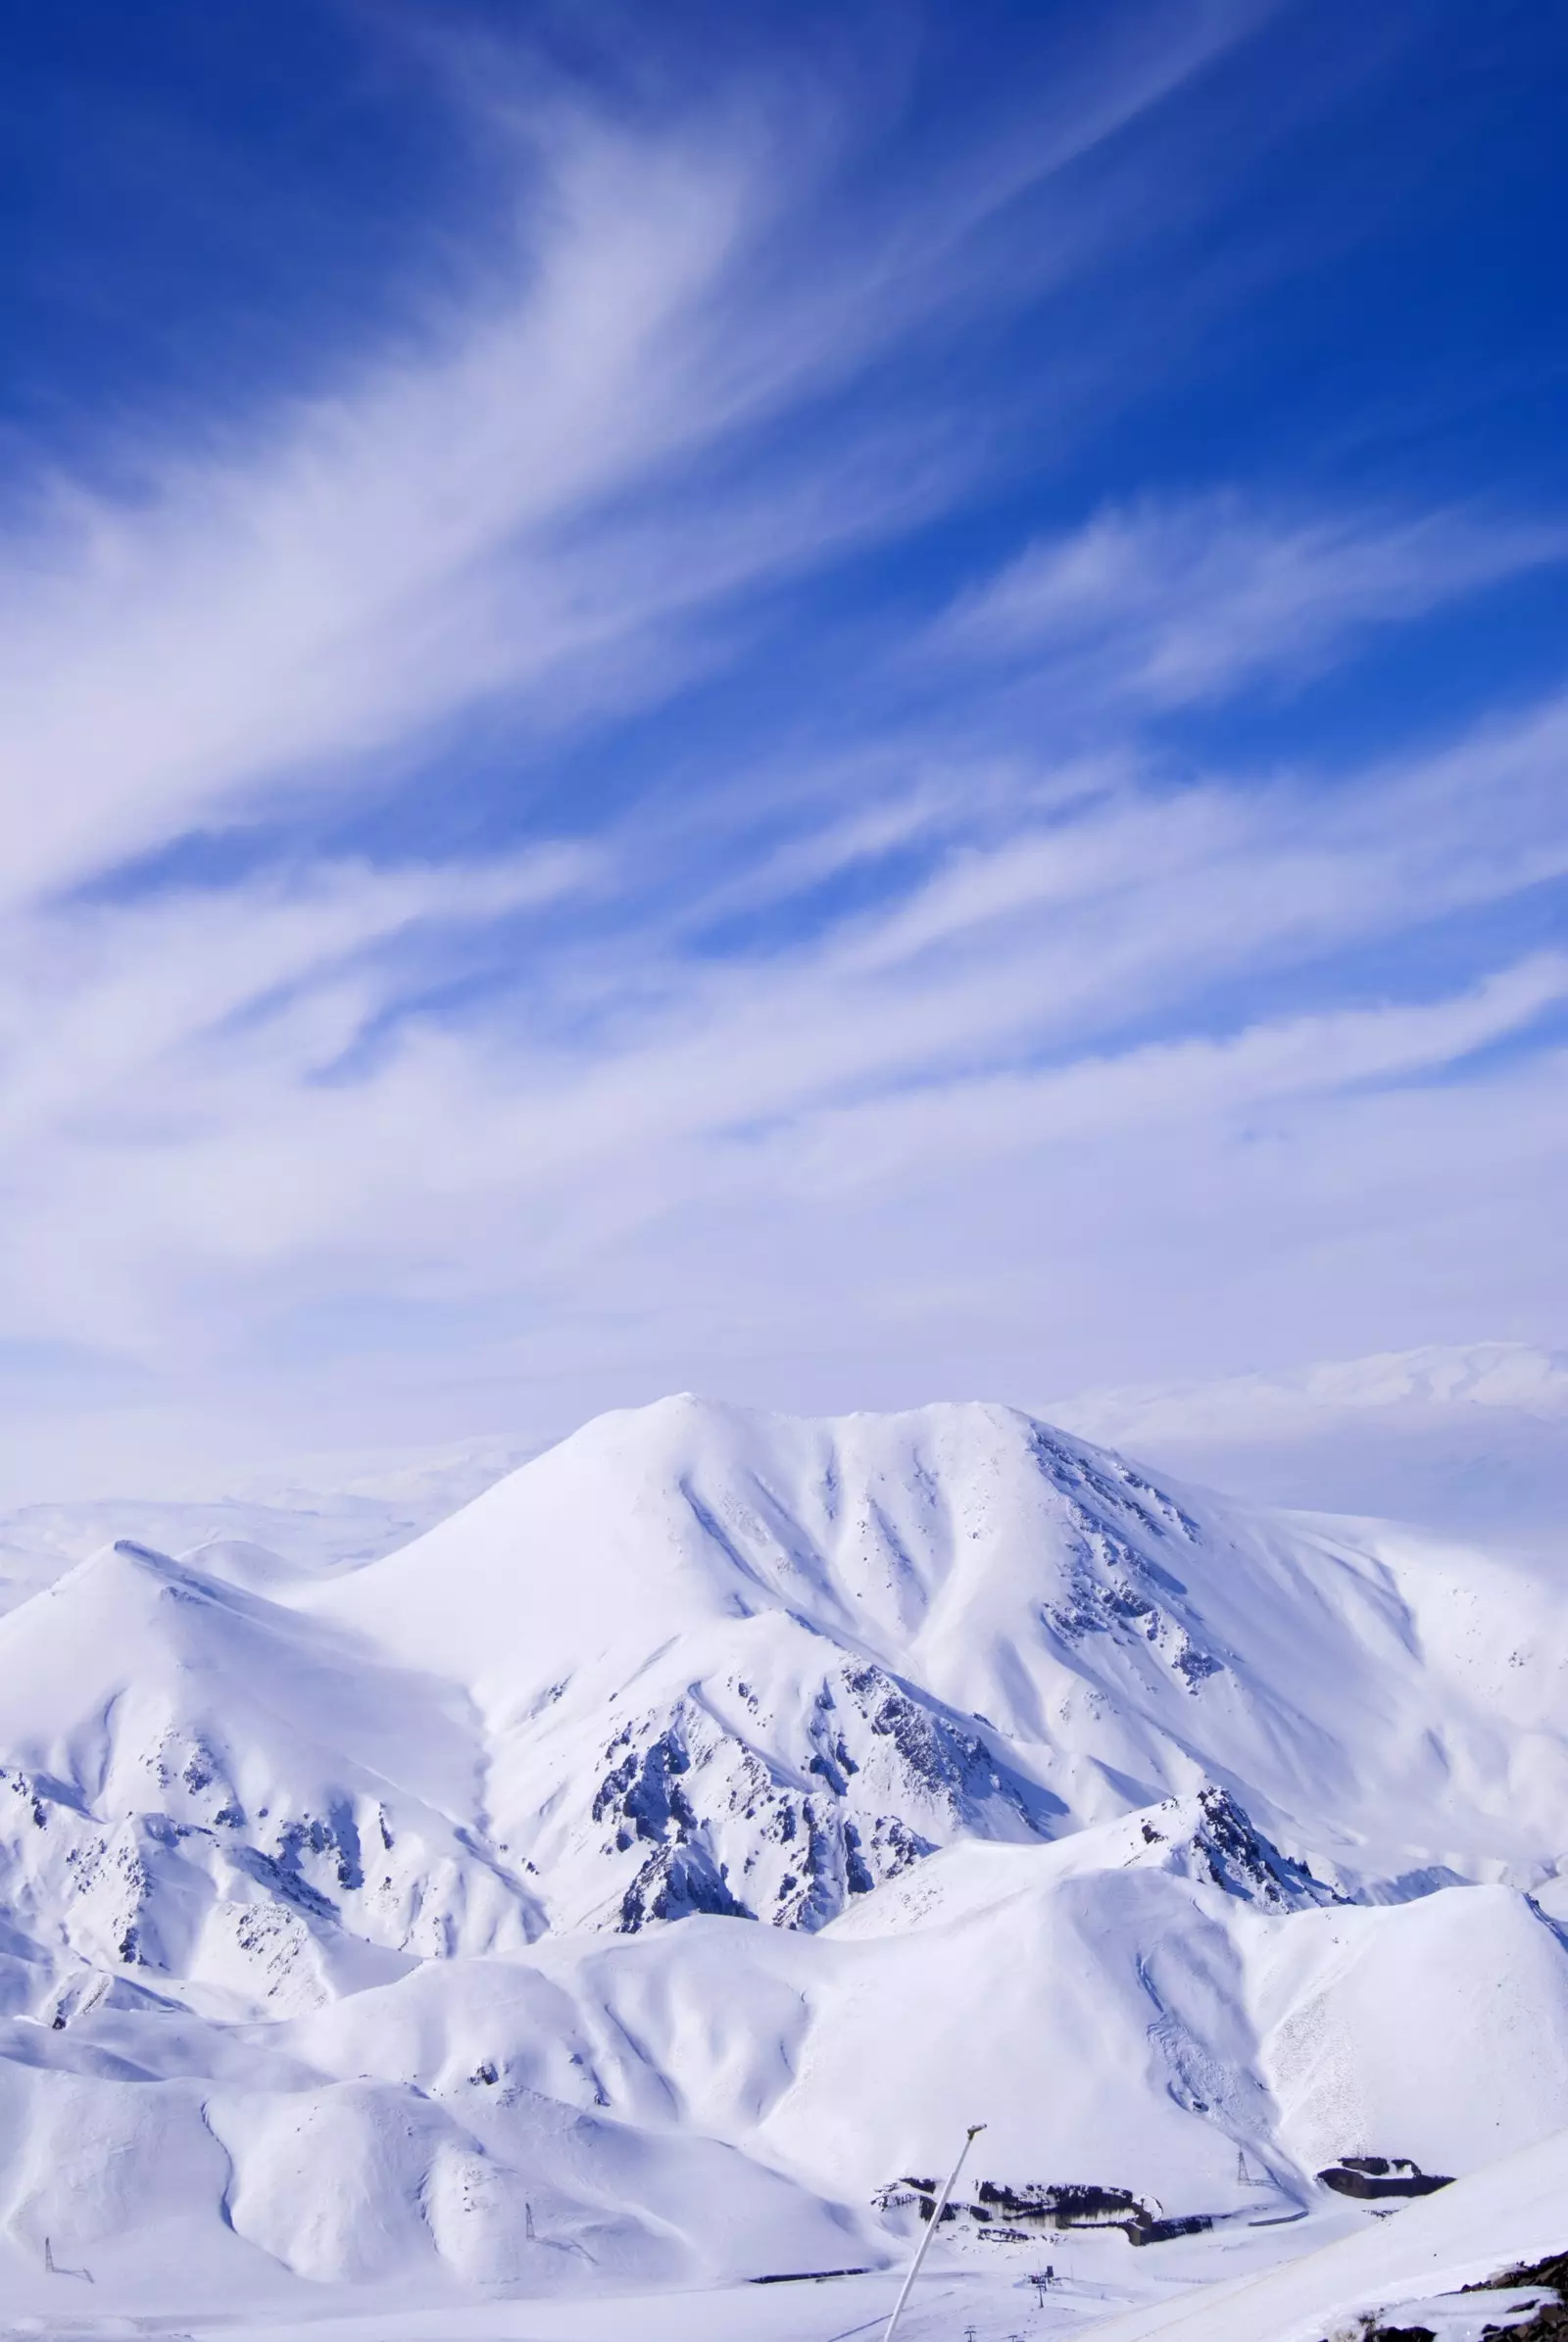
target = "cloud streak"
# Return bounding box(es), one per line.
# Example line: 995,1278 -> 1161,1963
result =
936,494 -> 1568,705
0,4 -> 1271,909
3,687 -> 1564,1363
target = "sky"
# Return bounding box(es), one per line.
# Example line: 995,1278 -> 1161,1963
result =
1,0 -> 1566,1498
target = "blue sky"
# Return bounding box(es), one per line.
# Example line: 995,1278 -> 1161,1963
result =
1,0 -> 1565,1491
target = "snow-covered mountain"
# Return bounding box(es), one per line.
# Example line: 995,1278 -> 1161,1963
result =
2,1394 -> 1567,2316
306,1393 -> 1568,1904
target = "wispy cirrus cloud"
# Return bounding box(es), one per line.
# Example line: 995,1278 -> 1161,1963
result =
3,683 -> 1565,1372
935,493 -> 1568,706
0,3 -> 1269,912
0,846 -> 595,1154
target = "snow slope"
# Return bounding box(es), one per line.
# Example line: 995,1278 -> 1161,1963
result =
1,1393 -> 1566,2314
1081,2119 -> 1568,2342
299,1813 -> 1566,2220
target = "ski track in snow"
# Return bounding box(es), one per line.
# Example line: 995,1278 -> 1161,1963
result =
0,1392 -> 1566,2339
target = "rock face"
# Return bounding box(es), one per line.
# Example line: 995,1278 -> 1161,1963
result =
569,1651 -> 1059,1934
1145,1785 -> 1341,1912
3,1394 -> 1568,2302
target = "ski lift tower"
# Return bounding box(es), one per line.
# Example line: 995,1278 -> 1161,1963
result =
880,2124 -> 986,2342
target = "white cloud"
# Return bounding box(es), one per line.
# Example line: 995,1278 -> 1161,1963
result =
939,494 -> 1568,705
0,10 -> 1266,913
2,697 -> 1564,1390
762,952 -> 1568,1194
0,848 -> 594,1155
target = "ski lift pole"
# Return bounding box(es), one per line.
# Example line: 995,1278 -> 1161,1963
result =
881,2124 -> 985,2342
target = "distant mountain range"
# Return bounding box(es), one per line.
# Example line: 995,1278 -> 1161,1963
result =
1048,1340 -> 1568,1533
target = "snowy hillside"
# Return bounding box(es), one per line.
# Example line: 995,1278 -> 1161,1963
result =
2,1394 -> 1568,2318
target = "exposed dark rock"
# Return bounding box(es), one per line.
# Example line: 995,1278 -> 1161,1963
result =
1192,1787 -> 1336,1910
974,2178 -> 1147,2227
1474,2256 -> 1568,2297
1318,2157 -> 1453,2201
1457,2251 -> 1568,2342
1127,2213 -> 1213,2246
617,1838 -> 751,1930
1038,1514 -> 1224,1690
588,1658 -> 1051,1933
843,1820 -> 874,1895
882,2175 -> 1175,2236
234,1840 -> 338,1924
1477,2301 -> 1568,2341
